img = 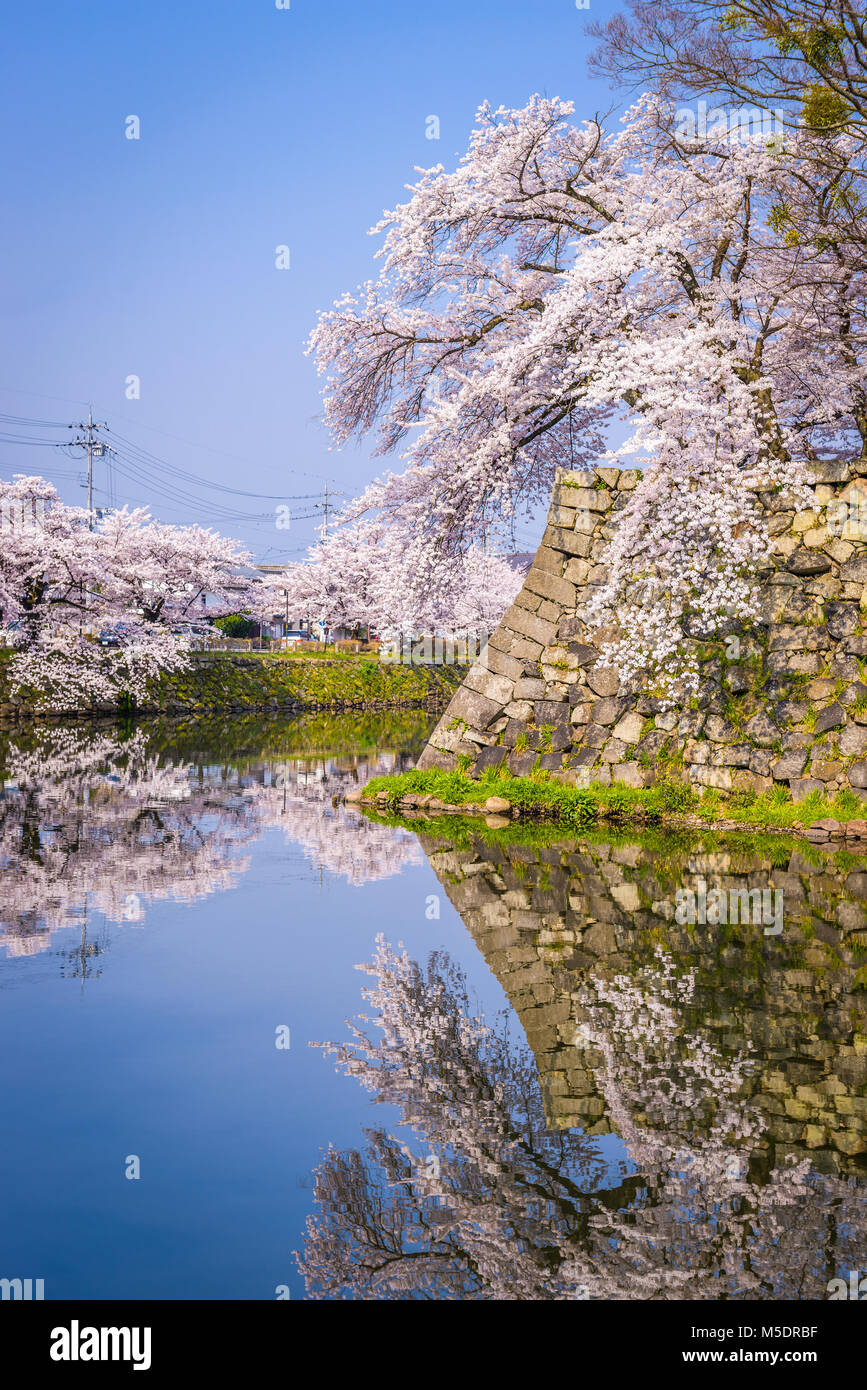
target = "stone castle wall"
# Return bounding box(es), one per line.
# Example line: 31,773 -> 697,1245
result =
419,459 -> 867,798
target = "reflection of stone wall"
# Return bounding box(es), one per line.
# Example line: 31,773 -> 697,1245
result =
420,830 -> 867,1174
420,460 -> 867,798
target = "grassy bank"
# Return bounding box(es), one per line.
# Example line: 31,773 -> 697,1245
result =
356,764 -> 867,834
149,653 -> 465,714
0,649 -> 466,722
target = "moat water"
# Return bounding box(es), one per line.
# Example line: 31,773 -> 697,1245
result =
1,712 -> 865,1299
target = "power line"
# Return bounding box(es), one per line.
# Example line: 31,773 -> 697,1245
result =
107,427 -> 320,501
0,400 -> 335,503
0,399 -> 351,555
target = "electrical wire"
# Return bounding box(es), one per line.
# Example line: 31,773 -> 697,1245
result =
0,398 -> 344,549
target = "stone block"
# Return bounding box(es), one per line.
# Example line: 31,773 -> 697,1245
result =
509,637 -> 544,661
566,486 -> 611,512
508,751 -> 538,777
484,646 -> 525,682
601,738 -> 628,763
769,626 -> 826,651
592,696 -> 625,726
716,744 -> 753,767
597,467 -> 621,488
524,566 -> 577,608
447,685 -> 504,731
502,604 -> 559,648
513,677 -> 546,700
815,701 -> 846,734
416,746 -> 458,771
742,713 -> 777,748
808,460 -> 851,483
513,589 -> 541,612
585,666 -> 620,697
535,699 -> 569,724
612,761 -> 644,788
464,665 -> 514,706
688,766 -> 733,789
841,724 -> 867,757
533,544 -> 565,576
557,469 -> 596,488
787,548 -> 833,576
791,778 -> 826,801
564,558 -> 591,585
767,651 -> 825,676
771,750 -> 809,781
543,526 -> 592,557
811,760 -> 843,781
840,555 -> 867,582
612,711 -> 645,744
474,746 -> 508,774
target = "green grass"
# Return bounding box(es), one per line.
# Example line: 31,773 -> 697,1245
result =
359,765 -> 867,832
361,766 -> 699,829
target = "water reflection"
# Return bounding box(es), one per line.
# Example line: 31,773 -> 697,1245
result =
300,828 -> 867,1299
0,714 -> 429,961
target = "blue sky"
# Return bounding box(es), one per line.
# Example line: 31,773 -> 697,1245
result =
1,0 -> 621,561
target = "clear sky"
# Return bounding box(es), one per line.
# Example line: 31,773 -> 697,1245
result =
1,0 -> 622,561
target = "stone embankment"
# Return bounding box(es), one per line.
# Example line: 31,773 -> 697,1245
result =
0,652 -> 465,724
420,459 -> 867,801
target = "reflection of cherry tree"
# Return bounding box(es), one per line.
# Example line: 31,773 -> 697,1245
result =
299,940 -> 867,1300
303,936 -> 607,1299
0,732 -> 426,960
0,729 -> 252,955
246,760 -> 421,886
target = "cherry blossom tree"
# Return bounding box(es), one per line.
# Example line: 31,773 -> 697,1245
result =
0,475 -> 259,707
263,525 -> 522,635
309,92 -> 865,695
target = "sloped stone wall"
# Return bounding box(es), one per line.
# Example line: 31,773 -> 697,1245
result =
419,459 -> 867,798
419,830 -> 867,1174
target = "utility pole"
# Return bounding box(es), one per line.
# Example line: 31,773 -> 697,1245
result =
68,408 -> 111,529
315,483 -> 344,541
